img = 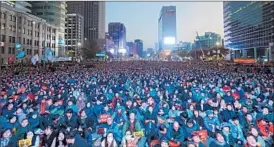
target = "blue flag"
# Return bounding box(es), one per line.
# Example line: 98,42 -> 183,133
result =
45,48 -> 55,62
31,54 -> 39,65
16,50 -> 25,58
15,43 -> 21,50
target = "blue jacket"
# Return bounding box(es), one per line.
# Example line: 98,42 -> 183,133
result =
167,127 -> 185,143
203,116 -> 220,132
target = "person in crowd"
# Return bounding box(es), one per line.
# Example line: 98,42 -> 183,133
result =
167,121 -> 185,146
16,118 -> 32,140
0,129 -> 17,147
209,132 -> 230,147
41,125 -> 58,147
101,132 -> 118,147
248,126 -> 266,147
203,110 -> 220,137
25,131 -> 40,147
66,131 -> 89,147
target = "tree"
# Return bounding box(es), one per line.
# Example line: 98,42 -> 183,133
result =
176,50 -> 189,58
81,40 -> 100,59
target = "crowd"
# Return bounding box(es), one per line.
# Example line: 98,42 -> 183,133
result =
0,61 -> 273,147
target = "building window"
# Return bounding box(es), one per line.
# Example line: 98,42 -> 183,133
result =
1,35 -> 5,42
18,27 -> 21,32
23,38 -> 25,44
9,36 -> 12,43
12,37 -> 15,43
27,39 -> 29,45
36,12 -> 43,15
13,16 -> 16,22
1,47 -> 4,54
9,25 -> 12,31
18,37 -> 21,43
30,39 -> 32,45
13,26 -> 16,32
8,47 -> 11,54
1,13 -> 6,19
1,23 -> 5,30
12,48 -> 15,54
9,15 -> 12,21
23,28 -> 25,34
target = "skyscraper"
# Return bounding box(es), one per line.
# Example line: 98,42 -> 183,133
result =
134,39 -> 143,57
30,1 -> 67,56
65,14 -> 84,57
108,22 -> 126,54
224,1 -> 274,60
158,6 -> 177,51
66,1 -> 105,45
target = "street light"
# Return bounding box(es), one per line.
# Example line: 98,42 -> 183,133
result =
216,42 -> 220,60
76,42 -> 81,62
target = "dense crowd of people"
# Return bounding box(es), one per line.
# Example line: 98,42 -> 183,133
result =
0,61 -> 273,147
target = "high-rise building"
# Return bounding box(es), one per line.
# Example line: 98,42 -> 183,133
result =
108,22 -> 126,54
0,2 -> 58,64
193,32 -> 222,49
134,39 -> 143,57
158,6 -> 176,51
126,42 -> 137,55
30,1 -> 67,57
65,14 -> 84,56
67,1 -> 105,45
224,1 -> 274,60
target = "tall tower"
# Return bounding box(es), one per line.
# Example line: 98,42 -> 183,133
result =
66,1 -> 105,46
158,6 -> 177,51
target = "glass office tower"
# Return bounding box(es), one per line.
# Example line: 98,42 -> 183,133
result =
223,1 -> 274,60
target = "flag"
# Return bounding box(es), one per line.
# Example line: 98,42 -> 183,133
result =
45,48 -> 55,62
15,43 -> 21,50
8,56 -> 15,63
31,54 -> 39,65
16,50 -> 25,58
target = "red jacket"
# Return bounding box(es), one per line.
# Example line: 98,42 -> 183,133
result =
257,120 -> 274,137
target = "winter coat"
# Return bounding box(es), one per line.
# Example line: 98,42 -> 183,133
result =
220,109 -> 236,122
183,122 -> 199,137
122,120 -> 143,136
209,140 -> 230,147
229,121 -> 245,142
203,116 -> 220,132
63,115 -> 78,130
167,127 -> 185,143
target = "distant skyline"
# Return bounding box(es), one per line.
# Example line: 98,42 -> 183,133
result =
106,2 -> 224,50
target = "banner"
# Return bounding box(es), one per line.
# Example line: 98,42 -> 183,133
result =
16,50 -> 25,58
31,54 -> 39,65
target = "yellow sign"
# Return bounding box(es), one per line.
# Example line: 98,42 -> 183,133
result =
18,139 -> 31,147
133,131 -> 144,137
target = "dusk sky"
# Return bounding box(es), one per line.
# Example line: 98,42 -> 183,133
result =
106,2 -> 224,50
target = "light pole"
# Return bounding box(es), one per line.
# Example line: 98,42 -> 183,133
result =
216,42 -> 220,60
77,42 -> 81,62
